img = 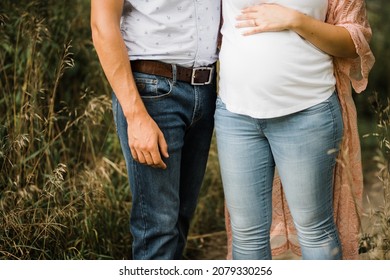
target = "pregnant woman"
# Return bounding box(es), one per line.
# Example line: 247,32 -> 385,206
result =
216,0 -> 374,259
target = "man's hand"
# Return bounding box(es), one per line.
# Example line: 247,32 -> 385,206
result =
127,111 -> 169,169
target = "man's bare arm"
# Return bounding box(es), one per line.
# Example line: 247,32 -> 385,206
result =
91,0 -> 169,169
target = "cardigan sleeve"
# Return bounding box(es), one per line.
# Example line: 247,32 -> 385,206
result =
326,0 -> 375,93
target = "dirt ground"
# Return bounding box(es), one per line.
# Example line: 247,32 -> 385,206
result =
186,231 -> 300,260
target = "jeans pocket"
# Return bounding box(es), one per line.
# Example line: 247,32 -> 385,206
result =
215,96 -> 226,110
134,73 -> 173,100
300,92 -> 339,116
300,98 -> 331,116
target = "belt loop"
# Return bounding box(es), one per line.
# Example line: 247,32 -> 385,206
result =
171,64 -> 177,84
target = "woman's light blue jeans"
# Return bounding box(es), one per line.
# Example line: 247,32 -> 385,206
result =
215,93 -> 343,260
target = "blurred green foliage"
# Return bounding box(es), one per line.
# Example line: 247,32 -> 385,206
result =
355,0 -> 389,119
366,0 -> 390,96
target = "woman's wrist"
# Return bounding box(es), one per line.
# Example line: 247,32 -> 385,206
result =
288,10 -> 306,31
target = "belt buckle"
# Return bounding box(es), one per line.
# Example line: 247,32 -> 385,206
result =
191,66 -> 214,85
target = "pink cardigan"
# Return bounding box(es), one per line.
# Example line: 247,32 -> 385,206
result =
225,0 -> 375,260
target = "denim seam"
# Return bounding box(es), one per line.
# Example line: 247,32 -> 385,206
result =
262,146 -> 273,248
321,98 -> 337,211
324,96 -> 343,257
188,86 -> 201,128
328,96 -> 339,155
133,162 -> 148,259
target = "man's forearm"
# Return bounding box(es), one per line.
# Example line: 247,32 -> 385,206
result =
90,0 -> 145,118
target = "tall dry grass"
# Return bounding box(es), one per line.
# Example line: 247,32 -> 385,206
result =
0,0 -> 133,259
359,94 -> 390,259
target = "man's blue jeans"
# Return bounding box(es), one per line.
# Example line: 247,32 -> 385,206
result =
215,93 -> 343,260
112,71 -> 216,259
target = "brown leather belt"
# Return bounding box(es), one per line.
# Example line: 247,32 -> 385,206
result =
131,60 -> 215,85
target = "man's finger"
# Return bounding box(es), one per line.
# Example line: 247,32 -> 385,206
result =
130,147 -> 139,162
136,151 -> 147,164
150,150 -> 167,169
158,132 -> 169,159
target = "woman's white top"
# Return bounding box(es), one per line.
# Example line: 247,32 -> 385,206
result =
219,0 -> 336,118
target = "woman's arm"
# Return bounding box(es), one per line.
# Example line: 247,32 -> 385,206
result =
235,4 -> 357,58
91,0 -> 168,168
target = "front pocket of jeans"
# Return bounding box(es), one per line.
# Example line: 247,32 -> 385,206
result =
215,96 -> 226,110
300,100 -> 330,116
136,77 -> 172,99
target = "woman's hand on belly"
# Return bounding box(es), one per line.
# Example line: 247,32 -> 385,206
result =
235,4 -> 298,36
235,3 -> 357,58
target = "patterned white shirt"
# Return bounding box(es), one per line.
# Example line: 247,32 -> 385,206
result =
121,0 -> 221,68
